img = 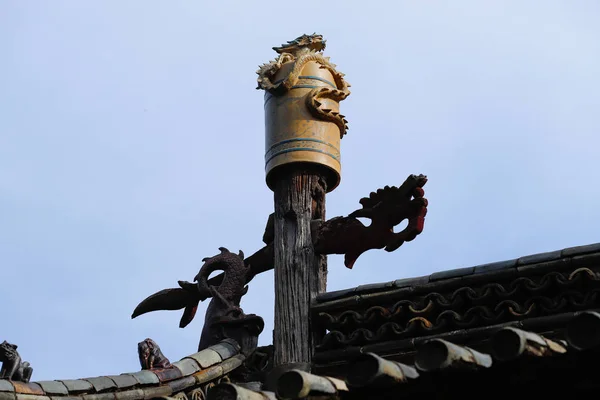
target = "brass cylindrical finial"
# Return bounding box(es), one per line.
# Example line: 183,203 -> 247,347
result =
257,34 -> 350,192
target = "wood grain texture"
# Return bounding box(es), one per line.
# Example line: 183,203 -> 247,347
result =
273,166 -> 327,366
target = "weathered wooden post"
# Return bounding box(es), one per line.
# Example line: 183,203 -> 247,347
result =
256,34 -> 351,367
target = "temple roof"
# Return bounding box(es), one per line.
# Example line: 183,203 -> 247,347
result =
205,241 -> 600,398
3,242 -> 600,399
0,340 -> 242,400
311,241 -> 600,362
209,314 -> 600,398
207,309 -> 600,398
315,242 -> 600,304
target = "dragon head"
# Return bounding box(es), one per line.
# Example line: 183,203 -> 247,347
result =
273,33 -> 326,55
138,338 -> 171,370
0,341 -> 17,361
194,247 -> 246,296
138,338 -> 155,360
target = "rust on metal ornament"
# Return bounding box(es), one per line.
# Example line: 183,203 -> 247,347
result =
257,34 -> 350,192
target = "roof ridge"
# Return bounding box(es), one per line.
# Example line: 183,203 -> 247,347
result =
314,242 -> 600,304
0,339 -> 243,400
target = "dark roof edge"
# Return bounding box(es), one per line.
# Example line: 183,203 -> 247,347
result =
314,242 -> 600,305
312,309 -> 593,365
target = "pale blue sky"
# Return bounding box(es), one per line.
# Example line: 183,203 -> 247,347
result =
1,0 -> 599,380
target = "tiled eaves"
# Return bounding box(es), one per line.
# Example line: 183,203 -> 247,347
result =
313,308 -> 587,365
0,339 -> 242,400
313,242 -> 600,309
292,312 -> 600,399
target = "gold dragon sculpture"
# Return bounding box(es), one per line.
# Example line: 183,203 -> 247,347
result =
256,33 -> 351,137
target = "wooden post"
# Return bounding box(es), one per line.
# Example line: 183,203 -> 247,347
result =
257,34 -> 350,367
273,167 -> 327,366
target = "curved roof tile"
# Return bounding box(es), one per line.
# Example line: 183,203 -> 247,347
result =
0,339 -> 243,400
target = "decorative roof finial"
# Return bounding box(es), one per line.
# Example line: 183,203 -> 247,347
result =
257,34 -> 350,192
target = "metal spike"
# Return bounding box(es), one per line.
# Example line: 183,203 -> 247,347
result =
238,250 -> 245,259
218,247 -> 230,254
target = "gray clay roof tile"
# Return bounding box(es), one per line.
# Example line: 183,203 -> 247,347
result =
186,348 -> 222,369
34,382 -> 68,396
0,382 -> 14,393
209,342 -> 238,361
126,371 -> 159,386
58,380 -> 93,393
429,266 -> 474,281
171,359 -> 201,376
105,375 -> 137,390
517,250 -> 562,265
82,377 -> 116,393
562,242 -> 600,257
